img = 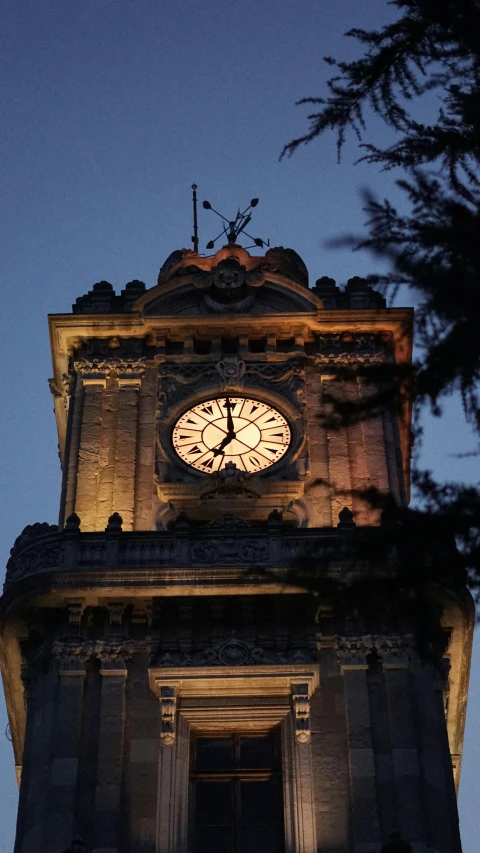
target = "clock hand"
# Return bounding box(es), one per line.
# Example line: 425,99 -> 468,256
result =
212,430 -> 236,456
225,397 -> 235,435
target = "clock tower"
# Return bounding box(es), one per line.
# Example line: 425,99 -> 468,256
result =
0,235 -> 473,853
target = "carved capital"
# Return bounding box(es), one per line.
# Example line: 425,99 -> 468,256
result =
373,633 -> 415,667
292,682 -> 311,744
94,637 -> 134,671
333,635 -> 373,668
52,638 -> 94,672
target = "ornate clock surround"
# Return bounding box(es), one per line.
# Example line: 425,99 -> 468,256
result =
156,361 -> 306,481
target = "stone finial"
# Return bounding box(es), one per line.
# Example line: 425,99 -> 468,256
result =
65,513 -> 81,531
106,512 -> 123,532
338,506 -> 356,528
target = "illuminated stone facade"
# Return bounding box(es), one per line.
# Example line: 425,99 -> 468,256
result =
0,243 -> 473,853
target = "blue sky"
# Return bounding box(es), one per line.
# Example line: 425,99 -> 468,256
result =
0,1 -> 478,849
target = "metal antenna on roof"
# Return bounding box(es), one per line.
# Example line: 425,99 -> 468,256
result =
191,184 -> 199,254
202,197 -> 269,252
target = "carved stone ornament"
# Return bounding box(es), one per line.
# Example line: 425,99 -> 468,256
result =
6,524 -> 62,586
203,513 -> 258,531
156,359 -> 305,427
74,338 -> 146,383
189,257 -> 265,313
152,635 -> 314,669
199,463 -> 260,502
334,634 -> 415,667
313,333 -> 388,368
159,685 -> 177,746
52,638 -> 95,671
190,531 -> 267,566
216,355 -> 246,388
48,370 -> 76,410
373,634 -> 415,665
10,522 -> 60,558
333,635 -> 374,666
95,637 -> 135,669
292,682 -> 311,744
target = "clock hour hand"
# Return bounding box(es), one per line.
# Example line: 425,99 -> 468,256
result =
212,430 -> 235,456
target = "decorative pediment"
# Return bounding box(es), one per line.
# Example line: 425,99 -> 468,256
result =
134,245 -> 321,316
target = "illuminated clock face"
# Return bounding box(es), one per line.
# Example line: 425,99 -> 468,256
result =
172,396 -> 291,473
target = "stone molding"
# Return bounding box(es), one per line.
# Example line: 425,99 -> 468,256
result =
149,663 -> 319,747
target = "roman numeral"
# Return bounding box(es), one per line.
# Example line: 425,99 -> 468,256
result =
187,445 -> 202,455
200,405 -> 213,416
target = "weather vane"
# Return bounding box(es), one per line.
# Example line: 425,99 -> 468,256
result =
191,185 -> 269,253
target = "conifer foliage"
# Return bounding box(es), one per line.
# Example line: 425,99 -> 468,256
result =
283,0 -> 480,583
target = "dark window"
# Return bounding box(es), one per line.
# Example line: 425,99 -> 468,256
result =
248,338 -> 266,353
191,732 -> 284,853
165,339 -> 184,355
276,338 -> 295,353
221,336 -> 239,354
195,339 -> 212,355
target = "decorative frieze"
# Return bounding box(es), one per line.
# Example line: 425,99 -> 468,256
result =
153,635 -> 314,669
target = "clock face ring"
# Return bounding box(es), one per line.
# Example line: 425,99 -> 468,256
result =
172,396 -> 291,474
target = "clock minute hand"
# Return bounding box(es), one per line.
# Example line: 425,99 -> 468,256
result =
225,397 -> 235,435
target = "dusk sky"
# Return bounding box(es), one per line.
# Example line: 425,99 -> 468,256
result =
0,2 -> 478,850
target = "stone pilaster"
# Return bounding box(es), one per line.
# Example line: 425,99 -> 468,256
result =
326,381 -> 354,522
44,639 -> 93,851
92,637 -> 133,853
411,656 -> 462,853
304,366 -> 331,526
357,378 -> 390,521
14,653 -> 51,853
334,636 -> 381,853
62,373 -> 84,526
74,376 -> 106,531
134,366 -> 157,530
112,375 -> 143,531
281,712 -> 317,853
346,380 -> 373,525
156,714 -> 190,853
380,638 -> 426,846
96,383 -> 119,531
